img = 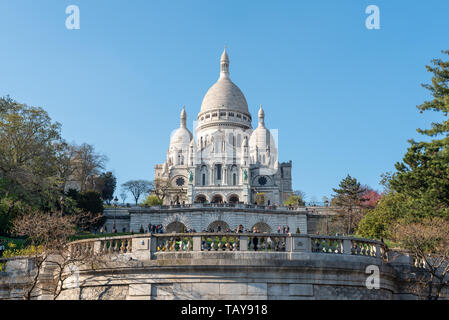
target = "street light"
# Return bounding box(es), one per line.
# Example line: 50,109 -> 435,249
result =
113,196 -> 119,233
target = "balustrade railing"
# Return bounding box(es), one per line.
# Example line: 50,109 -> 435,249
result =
67,233 -> 388,261
310,235 -> 387,258
311,236 -> 344,254
151,233 -> 288,253
68,235 -> 133,256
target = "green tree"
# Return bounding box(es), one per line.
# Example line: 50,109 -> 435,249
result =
65,189 -> 104,231
141,194 -> 163,207
416,50 -> 449,141
357,192 -> 409,240
0,96 -> 64,222
255,193 -> 266,205
332,175 -> 367,234
284,195 -> 305,207
358,51 -> 449,240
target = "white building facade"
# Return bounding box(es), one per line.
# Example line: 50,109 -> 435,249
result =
155,49 -> 293,206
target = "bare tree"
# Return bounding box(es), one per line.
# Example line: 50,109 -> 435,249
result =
11,211 -> 101,300
54,141 -> 78,192
392,217 -> 449,300
72,143 -> 108,192
119,190 -> 128,205
152,178 -> 171,203
293,190 -> 307,202
121,180 -> 153,205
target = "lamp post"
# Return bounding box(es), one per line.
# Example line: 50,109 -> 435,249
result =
113,196 -> 118,233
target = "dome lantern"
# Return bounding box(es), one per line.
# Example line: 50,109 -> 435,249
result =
258,105 -> 265,128
220,47 -> 230,79
180,106 -> 187,128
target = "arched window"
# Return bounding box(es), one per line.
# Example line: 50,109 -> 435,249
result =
202,174 -> 206,186
233,173 -> 237,186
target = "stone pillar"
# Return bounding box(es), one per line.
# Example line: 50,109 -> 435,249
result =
290,235 -> 311,252
132,236 -> 152,260
93,240 -> 101,254
242,184 -> 250,204
343,239 -> 352,255
187,184 -> 194,204
239,236 -> 248,251
286,235 -> 292,252
149,236 -> 158,258
375,244 -> 381,258
193,235 -> 201,251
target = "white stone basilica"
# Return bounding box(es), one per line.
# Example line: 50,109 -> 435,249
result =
155,49 -> 292,206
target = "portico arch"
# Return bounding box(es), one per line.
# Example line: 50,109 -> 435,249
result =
195,194 -> 208,203
228,194 -> 239,204
252,222 -> 272,233
207,220 -> 230,232
166,221 -> 187,233
211,194 -> 223,203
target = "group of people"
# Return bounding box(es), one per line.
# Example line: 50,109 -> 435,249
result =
277,226 -> 290,234
100,224 -> 291,235
147,224 -> 165,234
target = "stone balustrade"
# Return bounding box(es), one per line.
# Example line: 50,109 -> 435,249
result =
67,235 -> 134,255
67,233 -> 388,261
121,203 -> 310,211
152,233 -> 289,253
310,235 -> 388,259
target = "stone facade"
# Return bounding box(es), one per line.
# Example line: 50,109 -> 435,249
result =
102,206 -> 308,234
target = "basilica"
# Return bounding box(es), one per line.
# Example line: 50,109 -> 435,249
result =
154,49 -> 293,206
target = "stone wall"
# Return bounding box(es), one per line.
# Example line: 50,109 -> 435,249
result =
3,234 -> 445,300
54,251 -> 405,300
103,206 -> 308,234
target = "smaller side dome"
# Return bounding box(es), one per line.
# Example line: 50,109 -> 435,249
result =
249,106 -> 277,166
170,107 -> 193,150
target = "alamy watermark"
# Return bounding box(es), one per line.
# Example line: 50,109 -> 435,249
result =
365,5 -> 380,30
366,265 -> 380,289
65,5 -> 80,30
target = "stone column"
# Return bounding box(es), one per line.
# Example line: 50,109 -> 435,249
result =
93,240 -> 102,254
343,239 -> 352,255
193,235 -> 202,251
239,236 -> 248,251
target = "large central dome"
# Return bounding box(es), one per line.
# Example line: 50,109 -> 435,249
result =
200,48 -> 249,114
196,48 -> 252,131
200,77 -> 249,114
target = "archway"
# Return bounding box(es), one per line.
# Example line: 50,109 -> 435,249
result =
211,194 -> 223,204
207,221 -> 230,232
166,221 -> 187,233
252,222 -> 272,233
195,194 -> 207,204
228,194 -> 239,204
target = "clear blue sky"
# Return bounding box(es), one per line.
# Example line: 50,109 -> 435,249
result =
1,1 -> 448,202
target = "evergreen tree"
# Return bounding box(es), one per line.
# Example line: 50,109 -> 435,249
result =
416,50 -> 449,141
96,172 -> 117,204
358,50 -> 449,240
332,175 -> 367,234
